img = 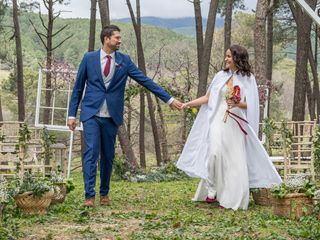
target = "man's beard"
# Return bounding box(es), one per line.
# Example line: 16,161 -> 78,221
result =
111,44 -> 120,51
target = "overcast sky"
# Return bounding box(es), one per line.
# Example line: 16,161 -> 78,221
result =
44,0 -> 257,19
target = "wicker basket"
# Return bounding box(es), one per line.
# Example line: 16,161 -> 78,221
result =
271,193 -> 313,219
15,191 -> 53,215
51,183 -> 67,205
252,188 -> 272,206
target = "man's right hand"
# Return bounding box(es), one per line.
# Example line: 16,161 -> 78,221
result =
67,119 -> 77,131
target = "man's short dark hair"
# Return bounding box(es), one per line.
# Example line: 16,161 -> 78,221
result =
100,25 -> 121,44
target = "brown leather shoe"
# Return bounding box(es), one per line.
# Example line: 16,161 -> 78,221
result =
100,195 -> 111,206
84,198 -> 95,207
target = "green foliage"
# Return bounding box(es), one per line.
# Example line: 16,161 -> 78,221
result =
161,84 -> 184,100
0,222 -> 20,240
270,183 -> 289,199
65,179 -> 75,194
10,171 -> 53,198
125,84 -> 141,102
269,87 -> 286,120
112,157 -> 188,182
0,0 -> 7,22
288,216 -> 320,239
271,179 -> 316,199
273,1 -> 296,48
18,123 -> 31,149
0,176 -> 9,203
1,68 -> 38,119
1,171 -> 320,239
217,0 -> 245,16
124,161 -> 189,183
262,118 -> 278,155
183,107 -> 198,133
0,133 -> 4,142
112,155 -> 136,181
49,167 -> 74,194
41,127 -> 56,163
0,10 -> 188,68
1,72 -> 15,92
0,10 -> 295,128
49,168 -> 65,184
280,120 -> 293,152
231,12 -> 256,49
303,180 -> 317,198
313,125 -> 320,175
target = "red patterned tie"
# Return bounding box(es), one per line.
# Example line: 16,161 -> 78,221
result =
103,55 -> 111,77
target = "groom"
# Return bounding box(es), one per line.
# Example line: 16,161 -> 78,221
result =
68,25 -> 182,207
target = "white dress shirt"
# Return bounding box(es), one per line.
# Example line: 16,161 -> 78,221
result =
95,49 -> 116,117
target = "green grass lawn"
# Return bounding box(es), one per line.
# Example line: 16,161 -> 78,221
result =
1,171 -> 320,240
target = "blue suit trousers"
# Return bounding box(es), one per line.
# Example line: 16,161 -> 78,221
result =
82,116 -> 118,199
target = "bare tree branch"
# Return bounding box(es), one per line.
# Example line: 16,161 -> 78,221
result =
52,34 -> 73,50
29,19 -> 48,49
38,11 -> 49,31
150,45 -> 165,80
42,0 -> 49,10
53,11 -> 61,21
52,24 -> 68,37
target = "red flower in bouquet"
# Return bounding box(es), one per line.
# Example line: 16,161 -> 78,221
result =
232,85 -> 241,104
224,85 -> 241,122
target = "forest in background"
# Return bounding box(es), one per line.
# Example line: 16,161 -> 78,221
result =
0,0 -> 316,168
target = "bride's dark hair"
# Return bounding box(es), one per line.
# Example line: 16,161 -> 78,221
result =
224,45 -> 252,77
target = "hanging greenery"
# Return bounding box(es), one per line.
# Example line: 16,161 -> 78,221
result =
313,125 -> 320,175
262,117 -> 278,155
41,127 -> 56,163
280,120 -> 293,157
16,123 -> 31,152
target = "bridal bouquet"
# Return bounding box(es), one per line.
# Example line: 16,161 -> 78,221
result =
224,85 -> 241,122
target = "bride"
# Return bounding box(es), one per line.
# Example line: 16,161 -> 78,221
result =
177,45 -> 282,210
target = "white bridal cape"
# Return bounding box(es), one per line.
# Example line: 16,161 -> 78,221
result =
176,70 -> 282,210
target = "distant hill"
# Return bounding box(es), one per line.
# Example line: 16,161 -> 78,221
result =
116,16 -> 224,37
0,11 -> 195,68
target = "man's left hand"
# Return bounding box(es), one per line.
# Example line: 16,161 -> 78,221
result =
170,99 -> 183,110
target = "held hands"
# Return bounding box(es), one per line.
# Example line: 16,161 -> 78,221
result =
169,99 -> 191,111
180,103 -> 189,110
169,99 -> 184,110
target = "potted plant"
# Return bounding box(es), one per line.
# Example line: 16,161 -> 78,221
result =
12,171 -> 54,215
270,175 -> 316,219
251,188 -> 272,206
49,169 -> 74,204
49,170 -> 66,204
0,176 -> 9,219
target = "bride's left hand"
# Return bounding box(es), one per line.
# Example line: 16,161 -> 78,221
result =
180,103 -> 189,110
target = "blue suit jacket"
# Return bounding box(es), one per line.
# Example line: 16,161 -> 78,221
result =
68,50 -> 172,126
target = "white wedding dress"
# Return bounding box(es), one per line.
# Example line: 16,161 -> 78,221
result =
177,70 -> 282,211
193,85 -> 249,210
